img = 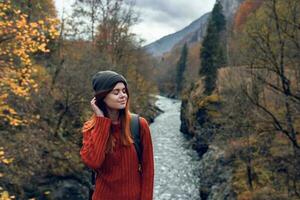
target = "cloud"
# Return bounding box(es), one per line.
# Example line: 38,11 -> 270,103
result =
135,0 -> 214,20
55,0 -> 216,44
130,17 -> 176,44
132,0 -> 215,44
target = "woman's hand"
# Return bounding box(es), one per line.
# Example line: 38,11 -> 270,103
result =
91,97 -> 104,117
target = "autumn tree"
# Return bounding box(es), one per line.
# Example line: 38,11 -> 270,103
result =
67,0 -> 138,68
67,0 -> 100,41
0,1 -> 59,126
95,0 -> 138,67
10,0 -> 57,22
239,0 -> 300,197
199,0 -> 226,95
242,0 -> 300,150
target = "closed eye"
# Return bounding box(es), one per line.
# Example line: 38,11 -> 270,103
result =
112,88 -> 126,95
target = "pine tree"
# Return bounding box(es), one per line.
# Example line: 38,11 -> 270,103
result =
176,43 -> 188,96
199,0 -> 226,95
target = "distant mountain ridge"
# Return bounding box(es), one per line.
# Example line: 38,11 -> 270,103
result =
144,0 -> 244,57
144,13 -> 210,57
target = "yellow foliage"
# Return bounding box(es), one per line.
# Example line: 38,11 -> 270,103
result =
0,191 -> 10,200
0,1 -> 59,126
1,158 -> 14,165
206,94 -> 220,103
0,149 -> 15,200
0,190 -> 15,200
197,94 -> 220,108
207,110 -> 221,118
0,147 -> 14,165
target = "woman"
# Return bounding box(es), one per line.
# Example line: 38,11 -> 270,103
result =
80,70 -> 154,200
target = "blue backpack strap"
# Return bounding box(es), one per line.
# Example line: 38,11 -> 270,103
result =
130,113 -> 142,172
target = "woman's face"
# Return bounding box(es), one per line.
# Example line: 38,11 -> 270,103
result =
104,82 -> 128,110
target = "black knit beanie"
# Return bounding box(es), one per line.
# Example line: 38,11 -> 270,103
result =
92,70 -> 127,93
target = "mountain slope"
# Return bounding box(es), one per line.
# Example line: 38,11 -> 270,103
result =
144,13 -> 210,57
144,0 -> 244,57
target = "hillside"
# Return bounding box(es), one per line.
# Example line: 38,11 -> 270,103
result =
144,0 -> 244,57
144,13 -> 210,57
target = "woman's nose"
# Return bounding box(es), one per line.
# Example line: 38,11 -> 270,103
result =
120,93 -> 126,98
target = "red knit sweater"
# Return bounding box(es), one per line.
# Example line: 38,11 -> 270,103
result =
80,116 -> 154,200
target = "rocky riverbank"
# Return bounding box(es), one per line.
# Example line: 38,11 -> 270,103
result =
180,81 -> 236,200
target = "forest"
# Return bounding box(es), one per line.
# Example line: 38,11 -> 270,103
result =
0,0 -> 299,199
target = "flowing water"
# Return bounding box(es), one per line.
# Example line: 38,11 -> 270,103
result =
150,95 -> 201,200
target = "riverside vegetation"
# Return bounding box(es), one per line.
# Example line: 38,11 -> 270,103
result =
179,0 -> 300,199
1,0 -> 299,200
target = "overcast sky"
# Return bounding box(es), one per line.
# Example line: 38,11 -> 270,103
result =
54,0 -> 216,45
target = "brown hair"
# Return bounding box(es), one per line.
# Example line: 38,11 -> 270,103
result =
82,83 -> 133,153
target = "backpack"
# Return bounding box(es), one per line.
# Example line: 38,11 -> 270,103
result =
89,113 -> 142,200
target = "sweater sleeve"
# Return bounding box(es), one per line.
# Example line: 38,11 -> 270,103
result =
80,116 -> 111,170
139,117 -> 154,200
